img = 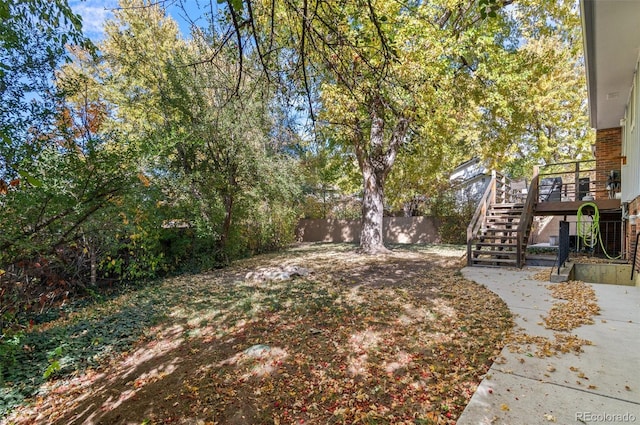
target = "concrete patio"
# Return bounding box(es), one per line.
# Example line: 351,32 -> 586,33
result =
458,266 -> 640,425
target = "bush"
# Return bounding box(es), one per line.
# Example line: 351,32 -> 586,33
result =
429,191 -> 476,245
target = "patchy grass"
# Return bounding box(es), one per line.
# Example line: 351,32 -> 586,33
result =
2,243 -> 511,424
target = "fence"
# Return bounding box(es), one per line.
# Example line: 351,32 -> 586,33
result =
296,217 -> 441,244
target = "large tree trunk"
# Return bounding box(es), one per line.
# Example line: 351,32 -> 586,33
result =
360,160 -> 388,253
356,101 -> 409,254
220,192 -> 234,253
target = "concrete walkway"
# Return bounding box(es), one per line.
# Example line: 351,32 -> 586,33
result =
457,266 -> 640,425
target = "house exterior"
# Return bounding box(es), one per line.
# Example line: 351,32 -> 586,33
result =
581,0 -> 640,261
449,157 -> 490,208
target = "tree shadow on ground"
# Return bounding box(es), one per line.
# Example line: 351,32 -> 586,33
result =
3,244 -> 510,425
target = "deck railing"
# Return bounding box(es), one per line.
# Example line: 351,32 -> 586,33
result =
538,159 -> 622,203
516,167 -> 538,267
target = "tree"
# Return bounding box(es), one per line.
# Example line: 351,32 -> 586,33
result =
160,43 -> 302,258
175,0 -> 509,253
183,0 -> 592,253
0,0 -> 88,181
69,0 -> 302,264
0,0 -> 126,289
287,0 -> 505,252
382,0 -> 592,210
471,0 -> 593,175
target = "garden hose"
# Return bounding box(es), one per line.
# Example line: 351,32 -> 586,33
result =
576,202 -> 620,260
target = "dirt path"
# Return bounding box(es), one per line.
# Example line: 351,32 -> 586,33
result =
4,243 -> 512,425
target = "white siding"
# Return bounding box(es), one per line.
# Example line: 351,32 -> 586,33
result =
622,61 -> 640,202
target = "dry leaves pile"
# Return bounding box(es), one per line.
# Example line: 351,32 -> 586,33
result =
509,280 -> 599,358
544,280 -> 600,331
4,244 -> 512,425
508,332 -> 592,358
571,254 -> 618,264
531,269 -> 553,281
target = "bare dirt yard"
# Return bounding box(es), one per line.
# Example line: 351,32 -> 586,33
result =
2,243 -> 513,425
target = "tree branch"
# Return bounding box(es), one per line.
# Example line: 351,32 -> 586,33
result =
301,0 -> 316,123
246,0 -> 272,83
227,0 -> 244,96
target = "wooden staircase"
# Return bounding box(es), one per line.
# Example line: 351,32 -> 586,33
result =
467,170 -> 539,268
469,203 -> 526,267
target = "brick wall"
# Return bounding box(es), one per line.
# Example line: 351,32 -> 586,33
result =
594,128 -> 622,199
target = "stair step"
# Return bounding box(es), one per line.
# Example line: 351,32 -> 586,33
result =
470,258 -> 518,266
477,236 -> 519,242
488,210 -> 523,215
482,228 -> 518,234
490,207 -> 524,211
491,203 -> 524,208
474,242 -> 518,248
489,210 -> 523,214
472,250 -> 518,257
485,224 -> 519,229
486,217 -> 521,222
473,244 -> 518,250
488,214 -> 523,219
490,204 -> 524,209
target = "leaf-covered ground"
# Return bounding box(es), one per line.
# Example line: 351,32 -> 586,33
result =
2,243 -> 513,425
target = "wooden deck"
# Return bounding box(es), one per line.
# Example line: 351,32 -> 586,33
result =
535,198 -> 621,215
534,159 -> 623,215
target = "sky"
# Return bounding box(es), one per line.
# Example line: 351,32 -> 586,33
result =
69,0 -> 213,41
69,0 -> 117,40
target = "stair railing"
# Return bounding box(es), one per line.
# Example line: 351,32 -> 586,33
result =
494,171 -> 513,204
516,166 -> 539,268
467,171 -> 497,266
631,230 -> 640,281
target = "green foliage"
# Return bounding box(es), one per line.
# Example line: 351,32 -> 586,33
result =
43,346 -> 63,380
95,2 -> 304,263
61,0 -> 305,273
479,0 -> 501,19
471,0 -> 594,172
0,0 -> 90,181
1,0 -> 305,318
0,289 -> 168,416
428,187 -> 478,245
300,136 -> 362,219
0,331 -> 23,385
